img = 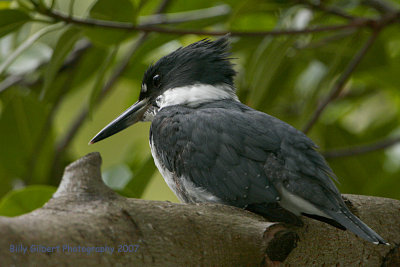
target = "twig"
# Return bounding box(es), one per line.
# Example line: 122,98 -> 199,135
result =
1,4 -> 229,90
302,28 -> 381,134
322,136 -> 400,158
300,0 -> 358,20
35,5 -> 376,36
35,5 -> 231,27
362,0 -> 399,15
138,5 -> 230,26
0,76 -> 24,92
49,0 -> 56,10
0,5 -> 230,91
68,0 -> 75,17
154,0 -> 172,14
296,29 -> 356,49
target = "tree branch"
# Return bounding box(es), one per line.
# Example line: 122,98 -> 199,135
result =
0,4 -> 229,92
0,75 -> 24,93
295,30 -> 356,49
362,0 -> 400,15
322,136 -> 400,159
138,5 -> 231,26
1,152 -> 398,265
302,28 -> 381,134
300,0 -> 358,20
34,4 -> 377,36
32,3 -> 232,28
153,0 -> 172,14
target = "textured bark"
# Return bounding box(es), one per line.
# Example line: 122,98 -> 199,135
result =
0,152 -> 399,266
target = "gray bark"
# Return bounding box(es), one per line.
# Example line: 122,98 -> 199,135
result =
0,152 -> 399,266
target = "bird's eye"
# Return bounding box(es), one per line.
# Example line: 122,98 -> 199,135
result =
152,74 -> 161,88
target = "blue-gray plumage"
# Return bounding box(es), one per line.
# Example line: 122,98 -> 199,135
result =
90,36 -> 388,245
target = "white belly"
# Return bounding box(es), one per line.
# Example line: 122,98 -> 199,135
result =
150,137 -> 220,203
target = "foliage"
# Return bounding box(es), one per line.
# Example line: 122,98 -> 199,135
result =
0,0 -> 399,216
0,185 -> 56,216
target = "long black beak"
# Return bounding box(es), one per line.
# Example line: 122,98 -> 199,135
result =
89,99 -> 150,144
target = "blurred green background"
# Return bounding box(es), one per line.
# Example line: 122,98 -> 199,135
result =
0,0 -> 399,217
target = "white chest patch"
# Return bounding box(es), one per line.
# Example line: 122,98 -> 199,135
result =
155,84 -> 239,109
150,137 -> 220,203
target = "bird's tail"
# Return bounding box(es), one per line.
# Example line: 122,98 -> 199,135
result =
323,206 -> 389,245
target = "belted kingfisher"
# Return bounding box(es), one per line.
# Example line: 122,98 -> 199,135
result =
90,36 -> 387,245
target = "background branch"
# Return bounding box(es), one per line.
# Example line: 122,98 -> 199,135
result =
0,4 -> 229,93
138,5 -> 231,26
34,4 -> 377,36
322,136 -> 400,159
300,0 -> 358,20
362,0 -> 400,15
302,29 -> 381,134
295,30 -> 356,49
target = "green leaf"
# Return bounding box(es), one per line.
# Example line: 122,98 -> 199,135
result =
69,45 -> 109,89
0,185 -> 56,217
90,0 -> 136,22
0,9 -> 30,38
84,0 -> 136,46
7,42 -> 52,75
247,36 -> 296,109
0,89 -> 51,189
121,156 -> 156,198
41,26 -> 82,99
102,164 -> 133,190
0,2 -> 11,9
0,23 -> 63,75
89,46 -> 118,115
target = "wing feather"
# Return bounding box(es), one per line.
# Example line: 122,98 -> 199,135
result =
151,100 -> 340,213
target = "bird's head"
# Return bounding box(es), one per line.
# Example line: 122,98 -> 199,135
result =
90,35 -> 237,144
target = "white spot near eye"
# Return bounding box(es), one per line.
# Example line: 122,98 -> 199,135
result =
142,83 -> 147,93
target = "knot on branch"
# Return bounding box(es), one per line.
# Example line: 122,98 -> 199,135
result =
52,152 -> 118,201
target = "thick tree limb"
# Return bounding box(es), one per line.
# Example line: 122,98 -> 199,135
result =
0,152 -> 399,266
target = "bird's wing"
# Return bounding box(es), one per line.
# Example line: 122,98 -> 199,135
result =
151,102 -> 284,208
152,101 -> 342,209
248,107 -> 346,213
